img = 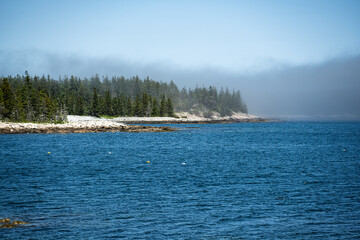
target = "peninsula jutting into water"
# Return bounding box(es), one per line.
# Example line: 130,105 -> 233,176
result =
0,73 -> 259,133
0,113 -> 270,134
0,73 -> 248,123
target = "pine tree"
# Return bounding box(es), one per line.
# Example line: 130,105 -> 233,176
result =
0,85 -> 4,119
151,98 -> 159,117
11,89 -> 25,121
117,95 -> 125,116
159,94 -> 166,117
45,94 -> 56,121
111,97 -> 119,116
125,96 -> 132,116
75,95 -> 85,115
104,90 -> 112,115
98,96 -> 105,115
0,78 -> 14,119
118,97 -> 125,116
141,92 -> 148,116
133,75 -> 141,97
91,87 -> 99,116
133,95 -> 141,117
38,91 -> 47,121
24,72 -> 32,115
166,98 -> 174,117
65,95 -> 75,115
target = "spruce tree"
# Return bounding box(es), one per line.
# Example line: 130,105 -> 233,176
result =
118,97 -> 125,116
45,94 -> 56,121
151,98 -> 159,117
23,73 -> 33,120
11,89 -> 25,121
141,92 -> 148,116
91,87 -> 99,116
125,96 -> 132,116
117,95 -> 125,116
0,78 -> 14,119
159,94 -> 166,117
98,96 -> 105,115
104,90 -> 112,115
65,95 -> 75,115
133,95 -> 141,117
111,97 -> 119,116
0,85 -> 4,119
38,91 -> 47,121
75,95 -> 85,115
166,98 -> 174,117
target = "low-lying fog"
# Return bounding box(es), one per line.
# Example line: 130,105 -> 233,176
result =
1,50 -> 359,121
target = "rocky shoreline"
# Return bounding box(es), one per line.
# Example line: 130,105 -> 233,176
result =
0,113 -> 274,134
111,112 -> 273,124
112,117 -> 271,124
0,121 -> 173,134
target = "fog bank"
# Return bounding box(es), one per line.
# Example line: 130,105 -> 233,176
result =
1,50 -> 359,120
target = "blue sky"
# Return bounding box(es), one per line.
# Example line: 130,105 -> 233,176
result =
1,0 -> 360,72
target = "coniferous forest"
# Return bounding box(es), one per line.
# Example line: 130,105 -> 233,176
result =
0,72 -> 247,122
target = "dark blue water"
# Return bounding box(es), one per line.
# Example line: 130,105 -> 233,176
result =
1,122 -> 360,239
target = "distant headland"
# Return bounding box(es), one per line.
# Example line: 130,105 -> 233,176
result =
0,72 -> 272,133
0,73 -> 248,123
0,113 -> 272,134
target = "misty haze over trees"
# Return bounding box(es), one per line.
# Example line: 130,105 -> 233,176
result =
0,73 -> 247,122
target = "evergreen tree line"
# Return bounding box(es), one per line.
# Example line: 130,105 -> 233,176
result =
0,73 -> 247,122
0,73 -> 65,122
176,86 -> 247,116
89,88 -> 174,117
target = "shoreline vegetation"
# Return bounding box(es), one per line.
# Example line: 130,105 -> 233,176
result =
0,113 -> 272,134
0,73 -> 248,123
0,72 -> 269,133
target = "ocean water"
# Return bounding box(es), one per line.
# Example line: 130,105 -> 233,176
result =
1,122 -> 360,239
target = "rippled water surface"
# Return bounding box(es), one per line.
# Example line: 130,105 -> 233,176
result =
1,122 -> 360,239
